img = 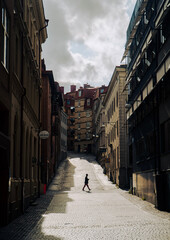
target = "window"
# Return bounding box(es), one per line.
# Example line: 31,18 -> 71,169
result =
160,24 -> 166,44
86,132 -> 90,139
78,123 -> 81,129
1,6 -> 9,70
87,99 -> 90,106
114,98 -> 115,112
146,132 -> 154,155
70,106 -> 75,114
78,100 -> 81,107
86,122 -> 90,128
117,146 -> 119,163
86,111 -> 90,117
15,36 -> 18,74
129,144 -> 133,165
67,100 -> 70,105
78,90 -> 82,97
116,92 -> 118,107
117,121 -> 119,136
100,89 -> 104,93
78,134 -> 81,140
136,137 -> 145,161
161,119 -> 170,153
78,112 -> 81,118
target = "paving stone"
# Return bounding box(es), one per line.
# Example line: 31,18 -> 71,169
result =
0,153 -> 170,240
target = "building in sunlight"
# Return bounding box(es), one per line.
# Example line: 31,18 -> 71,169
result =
64,84 -> 108,154
92,86 -> 108,170
74,84 -> 97,153
102,66 -> 130,188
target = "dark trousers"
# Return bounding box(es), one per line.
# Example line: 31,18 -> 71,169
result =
82,184 -> 91,190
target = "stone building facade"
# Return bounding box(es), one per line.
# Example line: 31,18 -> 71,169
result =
103,66 -> 130,188
0,0 -> 47,225
92,86 -> 108,169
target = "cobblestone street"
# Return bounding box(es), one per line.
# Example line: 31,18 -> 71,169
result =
0,153 -> 170,240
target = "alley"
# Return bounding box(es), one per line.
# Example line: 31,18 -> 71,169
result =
0,153 -> 170,240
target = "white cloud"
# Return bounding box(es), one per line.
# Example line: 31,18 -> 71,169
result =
42,0 -> 136,93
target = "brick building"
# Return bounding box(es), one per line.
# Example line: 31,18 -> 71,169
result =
74,85 -> 97,153
65,84 -> 106,153
64,85 -> 76,151
41,61 -> 64,192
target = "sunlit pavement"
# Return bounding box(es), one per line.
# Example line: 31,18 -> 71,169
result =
0,153 -> 170,240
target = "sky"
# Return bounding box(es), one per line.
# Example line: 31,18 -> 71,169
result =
42,0 -> 136,93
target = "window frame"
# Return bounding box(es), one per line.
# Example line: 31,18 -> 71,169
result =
1,5 -> 9,70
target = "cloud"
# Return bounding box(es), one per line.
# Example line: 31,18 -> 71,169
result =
42,0 -> 136,93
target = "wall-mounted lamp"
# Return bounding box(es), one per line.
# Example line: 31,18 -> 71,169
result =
125,103 -> 132,109
102,122 -> 116,127
125,99 -> 142,109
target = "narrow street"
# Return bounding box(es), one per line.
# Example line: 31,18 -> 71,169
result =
0,153 -> 170,240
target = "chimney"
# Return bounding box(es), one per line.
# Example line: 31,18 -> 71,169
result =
71,85 -> 76,92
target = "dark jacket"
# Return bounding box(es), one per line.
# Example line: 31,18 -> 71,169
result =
85,176 -> 89,184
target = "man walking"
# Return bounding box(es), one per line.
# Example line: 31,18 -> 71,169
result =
82,174 -> 91,191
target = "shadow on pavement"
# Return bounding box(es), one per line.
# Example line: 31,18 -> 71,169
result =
0,159 -> 76,240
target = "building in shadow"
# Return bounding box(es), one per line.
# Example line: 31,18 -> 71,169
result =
123,0 -> 170,210
64,85 -> 77,151
41,60 -> 65,192
0,0 -> 47,225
